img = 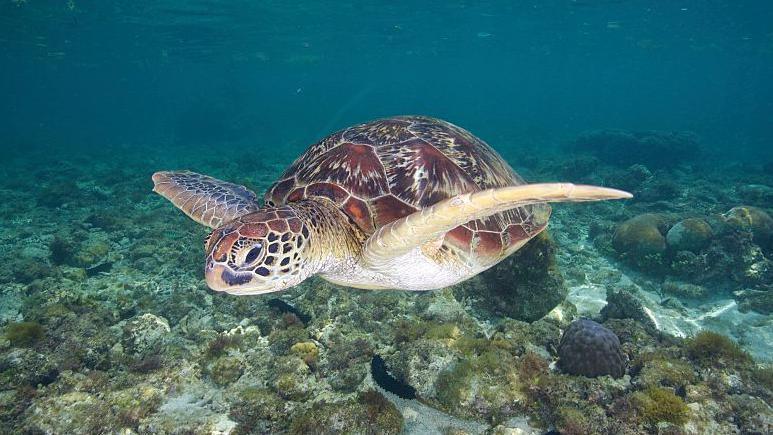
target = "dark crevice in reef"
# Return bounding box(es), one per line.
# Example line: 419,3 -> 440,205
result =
370,355 -> 416,399
266,298 -> 311,324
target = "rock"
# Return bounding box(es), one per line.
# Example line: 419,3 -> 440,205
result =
229,387 -> 287,433
322,335 -> 371,393
728,394 -> 773,434
662,280 -> 708,299
0,348 -> 59,388
270,356 -> 314,401
289,390 -> 403,434
121,313 -> 171,357
612,214 -> 668,262
724,206 -> 773,251
466,232 -> 567,322
734,288 -> 772,315
600,287 -> 657,330
209,355 -> 245,385
73,235 -> 111,268
555,155 -> 600,180
25,392 -> 110,433
557,319 -> 625,378
107,384 -> 164,427
666,218 -> 713,253
637,356 -> 696,389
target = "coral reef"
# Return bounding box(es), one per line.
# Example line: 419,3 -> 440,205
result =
289,391 -> 403,434
572,129 -> 701,168
686,331 -> 752,368
662,279 -> 708,300
557,319 -> 625,378
461,232 -> 567,322
605,164 -> 653,193
666,218 -> 713,253
601,287 -> 657,330
0,144 -> 770,434
724,205 -> 773,252
4,321 -> 44,347
631,386 -> 690,426
612,213 -> 669,267
734,288 -> 772,315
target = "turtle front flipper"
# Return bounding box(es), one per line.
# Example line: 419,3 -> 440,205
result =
362,183 -> 632,268
152,171 -> 260,228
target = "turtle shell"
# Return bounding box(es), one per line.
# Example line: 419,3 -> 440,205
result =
266,116 -> 549,259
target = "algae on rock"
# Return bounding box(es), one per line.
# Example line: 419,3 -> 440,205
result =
459,232 -> 567,322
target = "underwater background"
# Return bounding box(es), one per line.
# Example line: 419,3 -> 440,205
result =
1,0 -> 771,433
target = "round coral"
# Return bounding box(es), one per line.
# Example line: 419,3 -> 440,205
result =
666,218 -> 713,253
557,319 -> 625,379
612,214 -> 667,257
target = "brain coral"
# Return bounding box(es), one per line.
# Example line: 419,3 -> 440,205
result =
666,218 -> 713,253
558,319 -> 625,379
612,213 -> 668,259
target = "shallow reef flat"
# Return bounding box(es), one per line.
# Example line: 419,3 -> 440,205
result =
0,136 -> 771,434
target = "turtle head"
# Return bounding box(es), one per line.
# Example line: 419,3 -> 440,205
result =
203,207 -> 313,295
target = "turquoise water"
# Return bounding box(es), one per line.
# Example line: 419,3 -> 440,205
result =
1,1 -> 772,433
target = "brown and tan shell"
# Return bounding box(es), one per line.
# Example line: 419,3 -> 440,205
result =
265,116 -> 548,259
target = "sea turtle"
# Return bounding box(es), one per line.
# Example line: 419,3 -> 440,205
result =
153,116 -> 630,295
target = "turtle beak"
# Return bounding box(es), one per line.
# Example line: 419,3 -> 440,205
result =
205,260 -> 252,292
205,259 -> 278,295
205,261 -> 230,292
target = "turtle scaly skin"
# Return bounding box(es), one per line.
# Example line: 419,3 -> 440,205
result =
153,116 -> 631,294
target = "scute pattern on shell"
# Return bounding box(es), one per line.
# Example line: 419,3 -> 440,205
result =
265,116 -> 548,258
557,319 -> 625,379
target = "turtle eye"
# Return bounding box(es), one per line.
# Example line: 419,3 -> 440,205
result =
244,244 -> 263,265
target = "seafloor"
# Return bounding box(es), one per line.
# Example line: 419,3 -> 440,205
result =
0,131 -> 771,434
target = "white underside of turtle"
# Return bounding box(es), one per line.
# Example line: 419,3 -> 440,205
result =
153,116 -> 631,295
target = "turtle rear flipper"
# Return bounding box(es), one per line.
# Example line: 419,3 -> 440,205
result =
362,183 -> 631,268
152,171 -> 260,228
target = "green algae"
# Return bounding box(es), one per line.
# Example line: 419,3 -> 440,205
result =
632,387 -> 690,426
229,387 -> 287,434
686,331 -> 752,367
750,365 -> 773,391
4,321 -> 44,347
288,390 -> 403,435
555,407 -> 597,435
472,232 -> 568,322
290,341 -> 319,367
435,360 -> 475,413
